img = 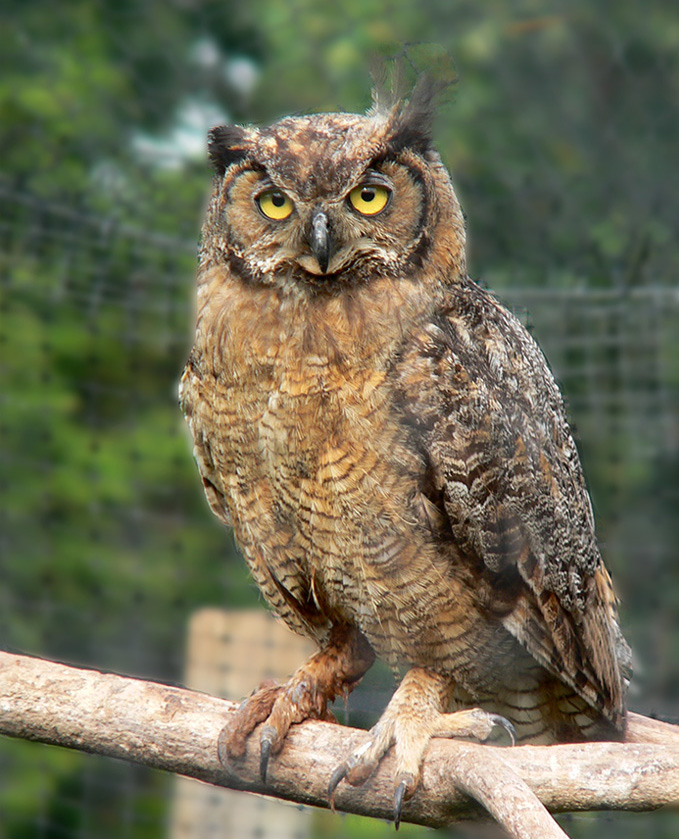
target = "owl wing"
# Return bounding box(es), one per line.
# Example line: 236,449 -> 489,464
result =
397,281 -> 629,727
179,358 -> 233,529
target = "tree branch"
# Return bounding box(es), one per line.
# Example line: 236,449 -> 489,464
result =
1,652 -> 678,838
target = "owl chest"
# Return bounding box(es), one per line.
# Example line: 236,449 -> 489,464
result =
221,358 -> 402,525
188,340 -> 493,670
211,349 -> 426,597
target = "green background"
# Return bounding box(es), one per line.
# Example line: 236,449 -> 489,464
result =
1,1 -> 678,837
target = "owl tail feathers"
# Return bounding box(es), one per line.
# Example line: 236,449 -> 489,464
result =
625,711 -> 679,746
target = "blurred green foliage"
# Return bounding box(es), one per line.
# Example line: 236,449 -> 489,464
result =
0,0 -> 677,837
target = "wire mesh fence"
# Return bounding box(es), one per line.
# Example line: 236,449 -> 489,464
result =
2,176 -> 678,839
1,2 -> 678,837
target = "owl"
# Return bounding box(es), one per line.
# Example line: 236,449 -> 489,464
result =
179,80 -> 631,825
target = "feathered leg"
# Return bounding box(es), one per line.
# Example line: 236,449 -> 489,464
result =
219,624 -> 375,781
328,667 -> 514,828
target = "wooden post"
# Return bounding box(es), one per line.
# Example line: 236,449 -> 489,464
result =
168,608 -> 316,839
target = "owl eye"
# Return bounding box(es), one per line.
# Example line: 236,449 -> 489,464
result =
347,184 -> 391,216
256,189 -> 294,220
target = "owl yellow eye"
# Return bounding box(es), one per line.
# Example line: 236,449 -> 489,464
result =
348,184 -> 391,216
257,189 -> 294,220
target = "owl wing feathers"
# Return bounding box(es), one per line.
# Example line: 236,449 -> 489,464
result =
397,280 -> 629,728
179,363 -> 233,529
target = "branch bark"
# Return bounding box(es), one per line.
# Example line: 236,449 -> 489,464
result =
1,652 -> 678,838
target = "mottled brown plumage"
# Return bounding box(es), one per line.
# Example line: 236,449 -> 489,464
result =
180,83 -> 631,818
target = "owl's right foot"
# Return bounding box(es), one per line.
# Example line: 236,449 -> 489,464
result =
328,667 -> 515,829
218,625 -> 375,782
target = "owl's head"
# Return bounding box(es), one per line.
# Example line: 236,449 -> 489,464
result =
201,82 -> 466,293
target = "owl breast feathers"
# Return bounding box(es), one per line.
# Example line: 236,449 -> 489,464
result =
180,80 -> 631,811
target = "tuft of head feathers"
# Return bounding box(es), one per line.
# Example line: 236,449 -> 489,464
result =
207,49 -> 456,177
370,47 -> 456,156
208,125 -> 251,176
375,75 -> 445,155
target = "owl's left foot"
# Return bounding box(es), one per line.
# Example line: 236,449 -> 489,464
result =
218,624 -> 375,782
328,667 -> 515,829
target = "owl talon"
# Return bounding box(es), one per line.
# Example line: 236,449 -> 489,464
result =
394,775 -> 413,830
489,713 -> 516,746
259,726 -> 275,782
327,763 -> 349,811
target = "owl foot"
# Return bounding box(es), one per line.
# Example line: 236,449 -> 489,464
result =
218,624 -> 375,782
328,667 -> 515,829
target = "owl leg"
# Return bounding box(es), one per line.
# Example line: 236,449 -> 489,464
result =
219,624 -> 375,781
328,667 -> 515,829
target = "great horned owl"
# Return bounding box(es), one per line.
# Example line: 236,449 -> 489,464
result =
180,80 -> 631,824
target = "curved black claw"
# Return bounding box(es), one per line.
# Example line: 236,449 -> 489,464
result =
393,779 -> 408,831
490,713 -> 517,746
327,763 -> 349,811
259,727 -> 275,782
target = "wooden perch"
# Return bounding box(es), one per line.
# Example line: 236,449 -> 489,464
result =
1,651 -> 678,839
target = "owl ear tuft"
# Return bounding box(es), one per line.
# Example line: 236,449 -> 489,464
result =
383,75 -> 442,155
207,125 -> 251,176
371,47 -> 456,155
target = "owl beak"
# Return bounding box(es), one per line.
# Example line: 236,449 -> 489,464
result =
309,209 -> 332,274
